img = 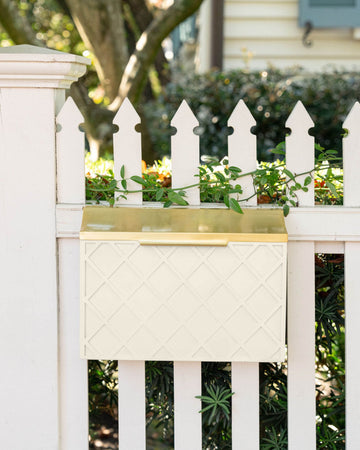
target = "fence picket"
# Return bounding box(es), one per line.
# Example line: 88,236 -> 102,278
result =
286,100 -> 315,206
113,98 -> 145,449
56,97 -> 88,449
286,101 -> 316,450
231,363 -> 259,450
228,100 -> 259,449
228,99 -> 257,205
172,100 -> 202,449
343,101 -> 360,207
113,98 -> 142,205
343,102 -> 360,449
56,97 -> 85,203
171,100 -> 200,205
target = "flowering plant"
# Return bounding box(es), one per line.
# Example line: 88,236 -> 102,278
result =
85,144 -> 343,215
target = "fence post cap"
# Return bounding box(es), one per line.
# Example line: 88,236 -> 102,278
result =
0,44 -> 90,88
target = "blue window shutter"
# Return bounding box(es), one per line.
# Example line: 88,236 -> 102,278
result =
299,0 -> 360,27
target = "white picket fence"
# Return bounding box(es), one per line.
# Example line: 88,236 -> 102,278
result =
2,46 -> 360,450
56,96 -> 360,450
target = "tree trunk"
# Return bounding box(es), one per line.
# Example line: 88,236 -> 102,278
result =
64,0 -> 129,102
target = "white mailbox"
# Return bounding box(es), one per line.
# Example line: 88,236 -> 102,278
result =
80,206 -> 287,362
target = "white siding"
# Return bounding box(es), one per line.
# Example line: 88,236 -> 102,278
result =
223,0 -> 360,71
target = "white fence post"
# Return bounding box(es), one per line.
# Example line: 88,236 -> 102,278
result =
172,100 -> 202,450
228,99 -> 259,450
343,102 -> 360,449
0,45 -> 89,450
286,101 -> 316,450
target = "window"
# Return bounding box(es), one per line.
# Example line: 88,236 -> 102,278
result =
299,0 -> 360,27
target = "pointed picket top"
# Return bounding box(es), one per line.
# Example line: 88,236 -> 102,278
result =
286,100 -> 314,130
113,97 -> 142,205
228,99 -> 256,129
56,96 -> 85,203
113,97 -> 141,126
343,101 -> 360,130
57,96 -> 84,126
227,99 -> 257,205
343,101 -> 360,206
171,99 -> 200,205
285,101 -> 314,207
171,99 -> 199,128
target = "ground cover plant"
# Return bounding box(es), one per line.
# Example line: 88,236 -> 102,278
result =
87,144 -> 345,449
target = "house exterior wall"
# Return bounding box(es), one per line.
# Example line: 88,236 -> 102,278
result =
222,0 -> 360,71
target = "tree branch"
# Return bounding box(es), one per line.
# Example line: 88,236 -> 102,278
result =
109,0 -> 204,110
0,0 -> 44,45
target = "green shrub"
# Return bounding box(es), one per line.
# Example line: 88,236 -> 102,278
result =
142,68 -> 360,161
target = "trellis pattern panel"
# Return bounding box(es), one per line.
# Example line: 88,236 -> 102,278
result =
80,240 -> 286,362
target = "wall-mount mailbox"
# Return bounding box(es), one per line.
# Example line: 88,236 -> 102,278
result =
80,206 -> 287,362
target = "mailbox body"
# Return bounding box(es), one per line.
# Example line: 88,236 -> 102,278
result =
80,207 -> 287,362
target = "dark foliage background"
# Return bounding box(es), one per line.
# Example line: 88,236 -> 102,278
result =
142,68 -> 360,162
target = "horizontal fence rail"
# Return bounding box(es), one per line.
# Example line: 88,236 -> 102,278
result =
55,96 -> 360,449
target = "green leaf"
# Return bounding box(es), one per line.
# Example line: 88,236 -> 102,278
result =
326,180 -> 339,197
155,188 -> 164,201
304,176 -> 312,186
130,175 -> 147,186
229,198 -> 243,214
214,172 -> 226,183
120,165 -> 125,179
283,204 -> 290,216
163,200 -> 172,208
228,166 -> 242,173
283,169 -> 295,181
168,191 -> 188,206
121,179 -> 127,190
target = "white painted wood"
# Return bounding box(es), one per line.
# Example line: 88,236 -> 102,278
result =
224,19 -> 350,40
228,99 -> 259,449
228,99 -> 257,205
315,241 -> 344,254
286,101 -> 316,449
58,239 -> 88,450
118,361 -> 146,450
231,362 -> 259,450
287,241 -> 316,450
0,86 -> 59,450
0,44 -> 89,88
113,100 -> 146,450
345,242 -> 360,449
286,101 -> 315,207
113,97 -> 142,205
0,46 -> 89,450
171,100 -> 200,206
172,104 -> 202,447
343,104 -> 360,449
197,0 -> 212,72
218,0 -> 360,72
56,97 -> 85,203
225,1 -> 296,19
224,57 -> 360,72
343,102 -> 360,207
174,362 -> 202,450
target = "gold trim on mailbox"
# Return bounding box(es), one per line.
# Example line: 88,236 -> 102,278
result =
80,206 -> 288,244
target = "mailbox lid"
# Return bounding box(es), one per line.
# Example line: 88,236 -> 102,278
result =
80,206 -> 287,244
